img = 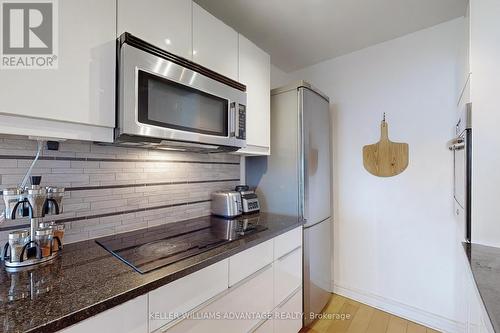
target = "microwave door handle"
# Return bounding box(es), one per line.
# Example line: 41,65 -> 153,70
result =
235,105 -> 240,138
229,102 -> 236,137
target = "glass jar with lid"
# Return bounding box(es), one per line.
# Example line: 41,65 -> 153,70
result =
38,222 -> 64,251
52,224 -> 65,251
45,187 -> 65,214
35,227 -> 53,257
8,230 -> 30,262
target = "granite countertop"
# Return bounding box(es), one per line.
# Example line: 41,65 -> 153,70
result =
0,213 -> 302,333
463,242 -> 500,332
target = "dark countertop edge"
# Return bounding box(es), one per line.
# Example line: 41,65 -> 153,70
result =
31,220 -> 304,333
462,242 -> 497,332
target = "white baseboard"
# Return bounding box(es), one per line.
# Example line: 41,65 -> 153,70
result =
333,283 -> 465,333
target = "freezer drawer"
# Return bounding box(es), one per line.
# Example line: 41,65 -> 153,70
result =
304,218 -> 332,327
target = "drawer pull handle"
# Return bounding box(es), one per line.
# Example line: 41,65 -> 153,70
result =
277,245 -> 302,261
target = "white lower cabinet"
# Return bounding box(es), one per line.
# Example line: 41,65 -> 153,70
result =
274,247 -> 303,307
60,295 -> 148,333
466,272 -> 494,333
253,318 -> 274,333
274,289 -> 303,333
229,239 -> 274,286
274,228 -> 303,260
148,259 -> 229,332
460,249 -> 494,333
166,264 -> 274,333
58,227 -> 303,333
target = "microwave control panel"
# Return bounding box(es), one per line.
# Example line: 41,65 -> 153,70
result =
237,104 -> 246,140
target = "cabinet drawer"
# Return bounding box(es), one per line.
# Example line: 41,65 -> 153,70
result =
149,259 -> 229,332
60,295 -> 147,333
274,289 -> 303,333
166,264 -> 274,333
229,239 -> 273,286
274,247 -> 302,307
274,227 -> 302,260
252,318 -> 273,333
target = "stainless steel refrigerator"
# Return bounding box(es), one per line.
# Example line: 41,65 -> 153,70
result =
246,81 -> 332,327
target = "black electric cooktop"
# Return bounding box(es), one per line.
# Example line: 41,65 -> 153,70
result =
96,216 -> 267,274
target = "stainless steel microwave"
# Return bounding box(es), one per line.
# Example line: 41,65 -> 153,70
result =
115,33 -> 247,152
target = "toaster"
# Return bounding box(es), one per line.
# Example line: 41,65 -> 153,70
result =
235,185 -> 260,214
211,191 -> 242,218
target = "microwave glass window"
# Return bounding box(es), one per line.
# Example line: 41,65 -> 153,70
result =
138,71 -> 228,136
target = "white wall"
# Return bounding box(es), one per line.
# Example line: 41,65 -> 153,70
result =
273,18 -> 467,331
270,65 -> 292,89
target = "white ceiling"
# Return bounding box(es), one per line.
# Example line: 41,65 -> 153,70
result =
194,0 -> 466,72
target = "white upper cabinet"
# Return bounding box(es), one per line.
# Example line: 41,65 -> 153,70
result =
192,3 -> 238,80
0,0 -> 115,142
117,0 -> 193,60
237,34 -> 271,155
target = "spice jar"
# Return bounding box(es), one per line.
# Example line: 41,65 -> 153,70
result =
52,224 -> 65,251
39,222 -> 64,251
46,187 -> 65,214
35,228 -> 53,257
1,188 -> 24,219
8,230 -> 30,262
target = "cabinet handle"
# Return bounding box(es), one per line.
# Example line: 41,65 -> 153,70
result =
276,286 -> 302,309
157,264 -> 273,333
276,245 -> 302,261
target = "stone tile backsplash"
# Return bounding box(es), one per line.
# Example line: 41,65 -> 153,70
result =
0,135 -> 240,244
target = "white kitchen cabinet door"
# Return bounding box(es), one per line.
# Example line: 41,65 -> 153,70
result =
274,247 -> 303,307
0,0 -> 115,142
237,34 -> 271,155
59,295 -> 148,333
229,239 -> 273,286
274,289 -> 303,333
149,259 -> 229,332
166,265 -> 274,333
274,227 -> 303,260
253,318 -> 274,333
192,3 -> 238,80
117,0 -> 192,59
